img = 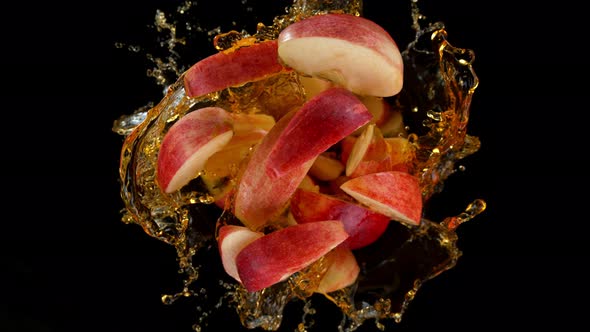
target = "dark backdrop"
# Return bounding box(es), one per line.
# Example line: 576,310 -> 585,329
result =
1,1 -> 586,331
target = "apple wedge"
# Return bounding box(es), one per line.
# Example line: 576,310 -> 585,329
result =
217,225 -> 264,283
308,154 -> 345,182
290,189 -> 389,250
184,40 -> 286,98
340,171 -> 423,226
264,87 -> 372,179
316,246 -> 359,294
157,107 -> 234,193
235,220 -> 349,293
278,13 -> 403,97
233,88 -> 371,230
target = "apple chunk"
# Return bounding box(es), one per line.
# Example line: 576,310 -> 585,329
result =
236,220 -> 349,293
264,87 -> 372,179
157,107 -> 234,193
317,246 -> 359,294
184,40 -> 286,98
234,88 -> 371,230
290,189 -> 389,250
278,13 -> 403,97
340,171 -> 423,226
217,225 -> 264,283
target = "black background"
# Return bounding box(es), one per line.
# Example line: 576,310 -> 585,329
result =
1,0 -> 587,331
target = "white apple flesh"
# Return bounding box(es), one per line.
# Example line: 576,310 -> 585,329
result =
235,220 -> 349,293
316,246 -> 359,294
157,107 -> 234,193
278,13 -> 403,97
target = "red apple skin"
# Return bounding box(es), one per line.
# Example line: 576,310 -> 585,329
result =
217,225 -> 264,283
236,220 -> 349,293
278,13 -> 403,97
157,107 -> 234,193
340,171 -> 423,226
183,40 -> 286,98
316,246 -> 359,294
233,110 -> 316,230
290,189 -> 390,250
265,87 -> 372,179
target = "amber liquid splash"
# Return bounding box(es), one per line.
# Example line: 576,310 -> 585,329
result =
112,0 -> 485,330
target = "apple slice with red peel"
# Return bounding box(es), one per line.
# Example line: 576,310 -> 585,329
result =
264,87 -> 372,179
234,88 -> 371,230
346,124 -> 375,176
317,246 -> 359,294
278,13 -> 403,97
184,40 -> 286,98
218,225 -> 264,283
347,125 -> 392,178
290,189 -> 389,250
236,220 -> 349,293
157,107 -> 234,193
340,171 -> 423,226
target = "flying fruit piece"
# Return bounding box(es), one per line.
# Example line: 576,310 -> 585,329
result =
230,113 -> 276,134
235,220 -> 349,293
308,154 -> 345,182
217,225 -> 264,283
347,125 -> 392,178
278,13 -> 404,97
233,88 -> 371,230
299,75 -> 333,100
316,246 -> 360,294
290,188 -> 390,250
264,87 -> 372,179
184,40 -> 286,98
157,107 -> 234,193
340,171 -> 423,226
345,124 -> 375,176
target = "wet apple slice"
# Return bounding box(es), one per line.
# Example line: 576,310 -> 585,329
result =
184,40 -> 286,98
233,87 -> 371,230
316,246 -> 359,294
218,225 -> 264,283
156,107 -> 234,193
278,13 -> 403,97
290,188 -> 390,250
235,220 -> 349,293
340,171 -> 423,226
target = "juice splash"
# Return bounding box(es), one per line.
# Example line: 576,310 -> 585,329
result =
112,0 -> 485,330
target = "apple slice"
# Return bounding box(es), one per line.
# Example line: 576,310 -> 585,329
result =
157,107 -> 234,193
236,220 -> 349,293
347,125 -> 392,178
234,88 -> 371,230
184,40 -> 286,98
264,87 -> 372,179
231,113 -> 276,134
345,123 -> 375,176
278,13 -> 403,97
290,189 -> 389,250
218,225 -> 264,283
340,171 -> 422,226
316,246 -> 359,294
308,154 -> 345,182
299,75 -> 333,100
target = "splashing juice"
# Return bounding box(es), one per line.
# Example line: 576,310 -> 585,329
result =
112,0 -> 485,330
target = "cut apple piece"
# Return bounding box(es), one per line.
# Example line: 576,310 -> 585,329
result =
233,88 -> 371,230
278,13 -> 403,97
309,154 -> 345,182
230,113 -> 276,134
157,107 -> 234,193
235,220 -> 349,293
316,246 -> 359,294
385,136 -> 414,172
299,75 -> 333,100
184,40 -> 286,98
345,123 -> 374,176
347,125 -> 392,178
264,87 -> 372,179
290,188 -> 389,250
340,171 -> 423,226
218,225 -> 264,283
